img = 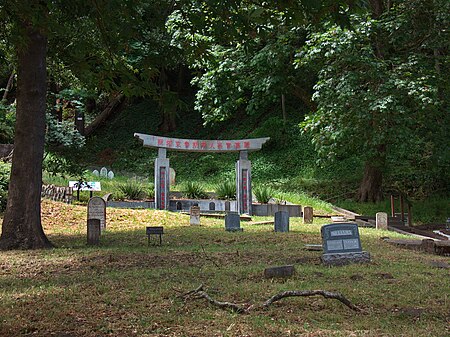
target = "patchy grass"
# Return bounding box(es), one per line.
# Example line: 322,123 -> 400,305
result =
0,200 -> 449,337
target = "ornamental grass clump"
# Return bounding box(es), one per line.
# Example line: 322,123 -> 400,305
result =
215,180 -> 236,200
253,185 -> 275,204
117,179 -> 146,200
183,181 -> 208,199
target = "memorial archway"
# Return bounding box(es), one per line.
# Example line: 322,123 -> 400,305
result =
134,133 -> 270,215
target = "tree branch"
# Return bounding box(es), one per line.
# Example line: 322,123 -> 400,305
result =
262,290 -> 361,312
181,285 -> 361,314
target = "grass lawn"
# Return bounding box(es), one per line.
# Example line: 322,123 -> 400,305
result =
0,200 -> 449,337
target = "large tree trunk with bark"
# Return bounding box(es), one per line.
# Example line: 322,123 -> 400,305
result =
358,160 -> 383,203
0,20 -> 52,250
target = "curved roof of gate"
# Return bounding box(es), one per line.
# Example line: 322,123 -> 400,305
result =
134,133 -> 270,152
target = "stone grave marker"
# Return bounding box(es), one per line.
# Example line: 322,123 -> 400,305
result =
303,206 -> 313,224
107,171 -> 114,179
264,265 -> 295,278
170,168 -> 176,186
88,197 -> 106,230
225,212 -> 243,232
274,211 -> 289,232
320,223 -> 370,266
376,212 -> 388,230
87,218 -> 101,245
190,205 -> 201,225
100,167 -> 108,178
92,169 -> 99,176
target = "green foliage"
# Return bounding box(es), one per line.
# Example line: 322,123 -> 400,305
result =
43,154 -> 86,180
182,181 -> 208,199
117,179 -> 147,200
253,185 -> 274,204
0,162 -> 11,212
0,101 -> 15,143
298,2 -> 450,197
215,180 -> 236,200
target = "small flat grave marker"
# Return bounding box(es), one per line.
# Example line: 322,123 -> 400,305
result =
88,197 -> 106,230
274,211 -> 289,232
264,265 -> 295,278
146,226 -> 164,245
321,223 -> 370,266
225,212 -> 243,232
190,206 -> 201,225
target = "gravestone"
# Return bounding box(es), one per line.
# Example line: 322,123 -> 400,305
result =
92,169 -> 99,177
321,223 -> 370,266
303,206 -> 313,224
100,167 -> 108,178
88,197 -> 106,230
225,212 -> 243,232
209,202 -> 215,211
264,265 -> 295,278
376,212 -> 388,230
170,167 -> 176,186
190,205 -> 201,225
107,171 -> 114,179
87,219 -> 101,245
274,211 -> 289,232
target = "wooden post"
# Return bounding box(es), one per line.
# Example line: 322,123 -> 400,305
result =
407,203 -> 412,227
400,195 -> 405,223
390,195 -> 395,218
87,219 -> 101,245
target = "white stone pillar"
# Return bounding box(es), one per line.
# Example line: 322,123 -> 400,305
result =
155,148 -> 170,210
236,151 -> 252,215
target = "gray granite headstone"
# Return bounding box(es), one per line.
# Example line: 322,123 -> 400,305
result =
303,206 -> 313,224
376,212 -> 388,230
274,211 -> 289,232
100,167 -> 108,178
88,197 -> 106,230
190,206 -> 201,225
320,223 -> 370,266
225,212 -> 243,232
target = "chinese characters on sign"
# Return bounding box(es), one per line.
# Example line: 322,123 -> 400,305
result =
242,169 -> 248,213
134,133 -> 269,153
160,167 -> 166,209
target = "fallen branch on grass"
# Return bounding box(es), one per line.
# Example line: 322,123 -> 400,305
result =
180,285 -> 361,313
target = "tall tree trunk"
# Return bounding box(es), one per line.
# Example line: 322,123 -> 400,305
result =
0,19 -> 52,250
358,160 -> 383,202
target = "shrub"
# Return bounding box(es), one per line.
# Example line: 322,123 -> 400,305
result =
183,181 -> 208,199
146,183 -> 155,199
253,185 -> 274,204
117,179 -> 146,200
215,180 -> 236,200
0,162 -> 11,212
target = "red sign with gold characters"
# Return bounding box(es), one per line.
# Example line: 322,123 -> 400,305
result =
135,133 -> 270,152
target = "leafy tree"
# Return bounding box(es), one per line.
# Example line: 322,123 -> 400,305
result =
0,0 -> 176,249
299,0 -> 449,201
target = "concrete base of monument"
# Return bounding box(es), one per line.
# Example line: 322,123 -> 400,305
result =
321,251 -> 371,266
252,203 -> 302,217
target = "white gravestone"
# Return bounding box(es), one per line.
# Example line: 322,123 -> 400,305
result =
92,169 -> 99,177
190,206 -> 200,225
88,197 -> 106,230
100,167 -> 108,178
107,171 -> 114,179
376,212 -> 388,230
